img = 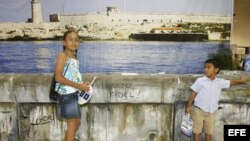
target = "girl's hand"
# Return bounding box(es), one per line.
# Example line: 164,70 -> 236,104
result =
83,81 -> 90,85
79,83 -> 90,92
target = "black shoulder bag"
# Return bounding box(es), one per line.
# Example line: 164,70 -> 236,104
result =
49,62 -> 70,101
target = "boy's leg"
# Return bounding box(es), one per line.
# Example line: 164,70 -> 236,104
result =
203,112 -> 215,141
192,107 -> 204,141
193,133 -> 201,141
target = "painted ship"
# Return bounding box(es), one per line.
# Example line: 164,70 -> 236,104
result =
129,27 -> 208,41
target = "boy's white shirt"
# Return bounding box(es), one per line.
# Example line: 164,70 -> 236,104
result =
191,76 -> 230,113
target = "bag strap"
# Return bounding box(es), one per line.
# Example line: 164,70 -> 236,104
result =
56,58 -> 70,91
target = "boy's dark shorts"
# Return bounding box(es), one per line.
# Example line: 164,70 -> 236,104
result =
57,92 -> 81,118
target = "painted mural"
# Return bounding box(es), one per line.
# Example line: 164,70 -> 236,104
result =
0,0 -> 233,74
2,1 -> 249,141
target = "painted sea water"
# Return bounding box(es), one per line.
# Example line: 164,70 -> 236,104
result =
0,41 -> 227,74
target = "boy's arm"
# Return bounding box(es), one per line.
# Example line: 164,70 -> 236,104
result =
185,91 -> 197,114
230,76 -> 248,85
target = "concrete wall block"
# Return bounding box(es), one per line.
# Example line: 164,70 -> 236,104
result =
0,103 -> 18,141
18,103 -> 63,141
0,75 -> 15,102
174,75 -> 198,102
0,73 -> 249,140
14,74 -> 51,102
214,103 -> 250,141
76,105 -> 92,140
161,76 -> 178,103
18,103 -> 90,141
85,104 -> 173,141
173,103 -> 193,141
173,75 -> 199,89
17,103 -> 173,141
175,89 -> 192,102
220,89 -> 250,103
3,73 -> 250,103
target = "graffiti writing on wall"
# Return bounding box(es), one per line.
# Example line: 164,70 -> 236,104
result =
103,83 -> 141,100
110,91 -> 140,100
31,115 -> 54,125
103,83 -> 132,89
28,105 -> 56,125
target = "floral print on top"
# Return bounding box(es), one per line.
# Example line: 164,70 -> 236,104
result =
55,57 -> 83,95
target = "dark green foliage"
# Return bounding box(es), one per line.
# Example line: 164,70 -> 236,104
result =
208,43 -> 233,70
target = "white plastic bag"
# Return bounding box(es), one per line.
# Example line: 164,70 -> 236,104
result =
180,113 -> 193,137
78,85 -> 93,105
78,77 -> 97,105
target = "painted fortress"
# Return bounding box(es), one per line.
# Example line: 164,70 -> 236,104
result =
50,6 -> 230,25
0,0 -> 231,40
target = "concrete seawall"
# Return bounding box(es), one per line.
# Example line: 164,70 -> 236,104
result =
0,72 -> 249,141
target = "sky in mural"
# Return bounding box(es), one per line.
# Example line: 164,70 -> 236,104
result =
0,0 -> 233,22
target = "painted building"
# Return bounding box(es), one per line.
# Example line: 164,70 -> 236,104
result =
31,0 -> 43,23
49,6 -> 231,25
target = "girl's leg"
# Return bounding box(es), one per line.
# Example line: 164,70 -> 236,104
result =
205,134 -> 212,141
193,133 -> 200,141
64,118 -> 81,141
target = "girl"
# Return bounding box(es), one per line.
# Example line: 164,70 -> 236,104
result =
54,30 -> 89,141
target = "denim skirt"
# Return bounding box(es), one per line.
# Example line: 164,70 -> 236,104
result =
57,91 -> 81,118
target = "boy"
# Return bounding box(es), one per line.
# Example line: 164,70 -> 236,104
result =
185,59 -> 248,141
